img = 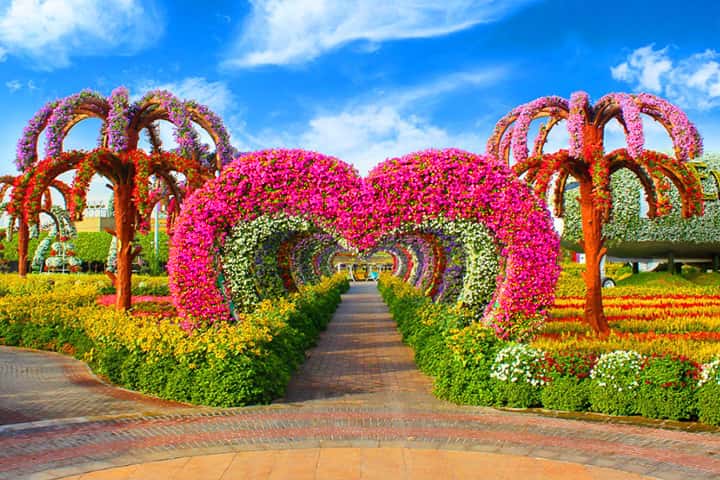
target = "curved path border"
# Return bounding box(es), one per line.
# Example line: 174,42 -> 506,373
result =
1,284 -> 720,480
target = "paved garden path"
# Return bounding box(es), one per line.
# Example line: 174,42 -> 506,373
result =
1,282 -> 720,479
0,346 -> 195,426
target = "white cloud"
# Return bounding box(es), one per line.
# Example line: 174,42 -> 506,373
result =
135,77 -> 234,115
133,77 -> 253,153
223,0 -> 536,68
4,79 -> 38,93
0,0 -> 162,69
254,68 -> 501,173
5,80 -> 21,92
611,45 -> 720,110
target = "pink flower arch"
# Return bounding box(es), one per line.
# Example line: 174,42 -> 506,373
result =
169,148 -> 560,339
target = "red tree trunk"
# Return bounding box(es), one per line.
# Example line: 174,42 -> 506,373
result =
578,180 -> 610,335
114,183 -> 136,310
17,221 -> 29,277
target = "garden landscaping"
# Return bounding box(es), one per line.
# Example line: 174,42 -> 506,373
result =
3,86 -> 720,437
0,272 -> 348,407
380,267 -> 720,425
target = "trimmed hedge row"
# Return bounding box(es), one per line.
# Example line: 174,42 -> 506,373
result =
0,274 -> 349,406
379,274 -> 720,425
1,231 -> 169,264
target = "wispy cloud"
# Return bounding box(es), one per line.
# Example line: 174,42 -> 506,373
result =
135,77 -> 235,115
611,45 -> 720,110
4,79 -> 38,93
223,0 -> 536,68
0,0 -> 163,69
253,68 -> 504,173
5,80 -> 21,92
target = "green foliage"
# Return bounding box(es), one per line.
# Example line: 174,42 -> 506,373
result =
636,355 -> 698,420
589,350 -> 643,415
379,274 -> 500,405
0,273 -> 348,407
541,377 -> 591,411
0,235 -> 42,261
697,383 -> 720,425
73,232 -> 113,263
563,153 -> 720,247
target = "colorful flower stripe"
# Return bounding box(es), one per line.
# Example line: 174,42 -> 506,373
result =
532,334 -> 720,363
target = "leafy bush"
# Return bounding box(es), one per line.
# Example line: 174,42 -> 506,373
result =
636,355 -> 698,420
541,377 -> 591,411
379,274 -> 500,405
0,273 -> 348,407
698,358 -> 720,425
490,343 -> 546,407
589,350 -> 643,415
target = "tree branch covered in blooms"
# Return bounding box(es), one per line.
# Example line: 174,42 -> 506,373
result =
487,91 -> 704,223
14,88 -> 234,173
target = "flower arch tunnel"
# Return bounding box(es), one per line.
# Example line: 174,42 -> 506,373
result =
169,148 -> 561,340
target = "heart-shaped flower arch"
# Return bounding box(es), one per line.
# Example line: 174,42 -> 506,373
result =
169,148 -> 560,339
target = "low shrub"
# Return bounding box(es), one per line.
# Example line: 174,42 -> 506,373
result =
0,273 -> 349,407
541,377 -> 591,411
379,274 -> 500,405
490,344 -> 545,408
637,355 -> 699,420
698,359 -> 720,425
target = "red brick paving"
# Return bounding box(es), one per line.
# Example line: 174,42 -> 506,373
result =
1,283 -> 720,480
0,346 -> 195,426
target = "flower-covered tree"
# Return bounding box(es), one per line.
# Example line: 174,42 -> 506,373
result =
1,174 -> 71,276
487,92 -> 705,334
9,88 -> 230,308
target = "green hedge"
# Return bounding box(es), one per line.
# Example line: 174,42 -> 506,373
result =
1,231 -> 169,264
379,275 -> 718,425
0,274 -> 349,406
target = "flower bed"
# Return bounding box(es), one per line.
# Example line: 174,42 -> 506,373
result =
379,273 -> 720,425
0,273 -> 349,406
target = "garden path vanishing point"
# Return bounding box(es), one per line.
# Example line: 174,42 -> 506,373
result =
0,282 -> 719,479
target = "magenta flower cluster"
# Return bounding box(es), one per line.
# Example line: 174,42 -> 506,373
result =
367,149 -> 560,338
489,91 -> 702,165
168,148 -> 560,338
168,149 -> 368,325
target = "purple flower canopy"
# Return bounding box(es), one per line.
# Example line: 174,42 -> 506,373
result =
15,87 -> 234,172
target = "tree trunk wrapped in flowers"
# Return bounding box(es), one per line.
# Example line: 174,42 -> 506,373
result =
487,92 -> 705,335
9,87 -> 232,308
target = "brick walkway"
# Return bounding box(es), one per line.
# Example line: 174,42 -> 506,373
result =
0,346 -> 195,426
1,283 -> 720,479
283,282 -> 438,406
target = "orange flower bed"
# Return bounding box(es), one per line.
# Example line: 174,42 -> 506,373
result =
533,289 -> 720,362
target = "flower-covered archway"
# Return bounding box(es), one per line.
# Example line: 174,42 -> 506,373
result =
169,148 -> 560,339
366,149 -> 560,338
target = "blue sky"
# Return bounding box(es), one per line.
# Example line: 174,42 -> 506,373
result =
1,0 -> 720,204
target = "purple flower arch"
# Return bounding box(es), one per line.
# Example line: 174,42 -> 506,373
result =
14,88 -> 234,173
169,148 -> 560,339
